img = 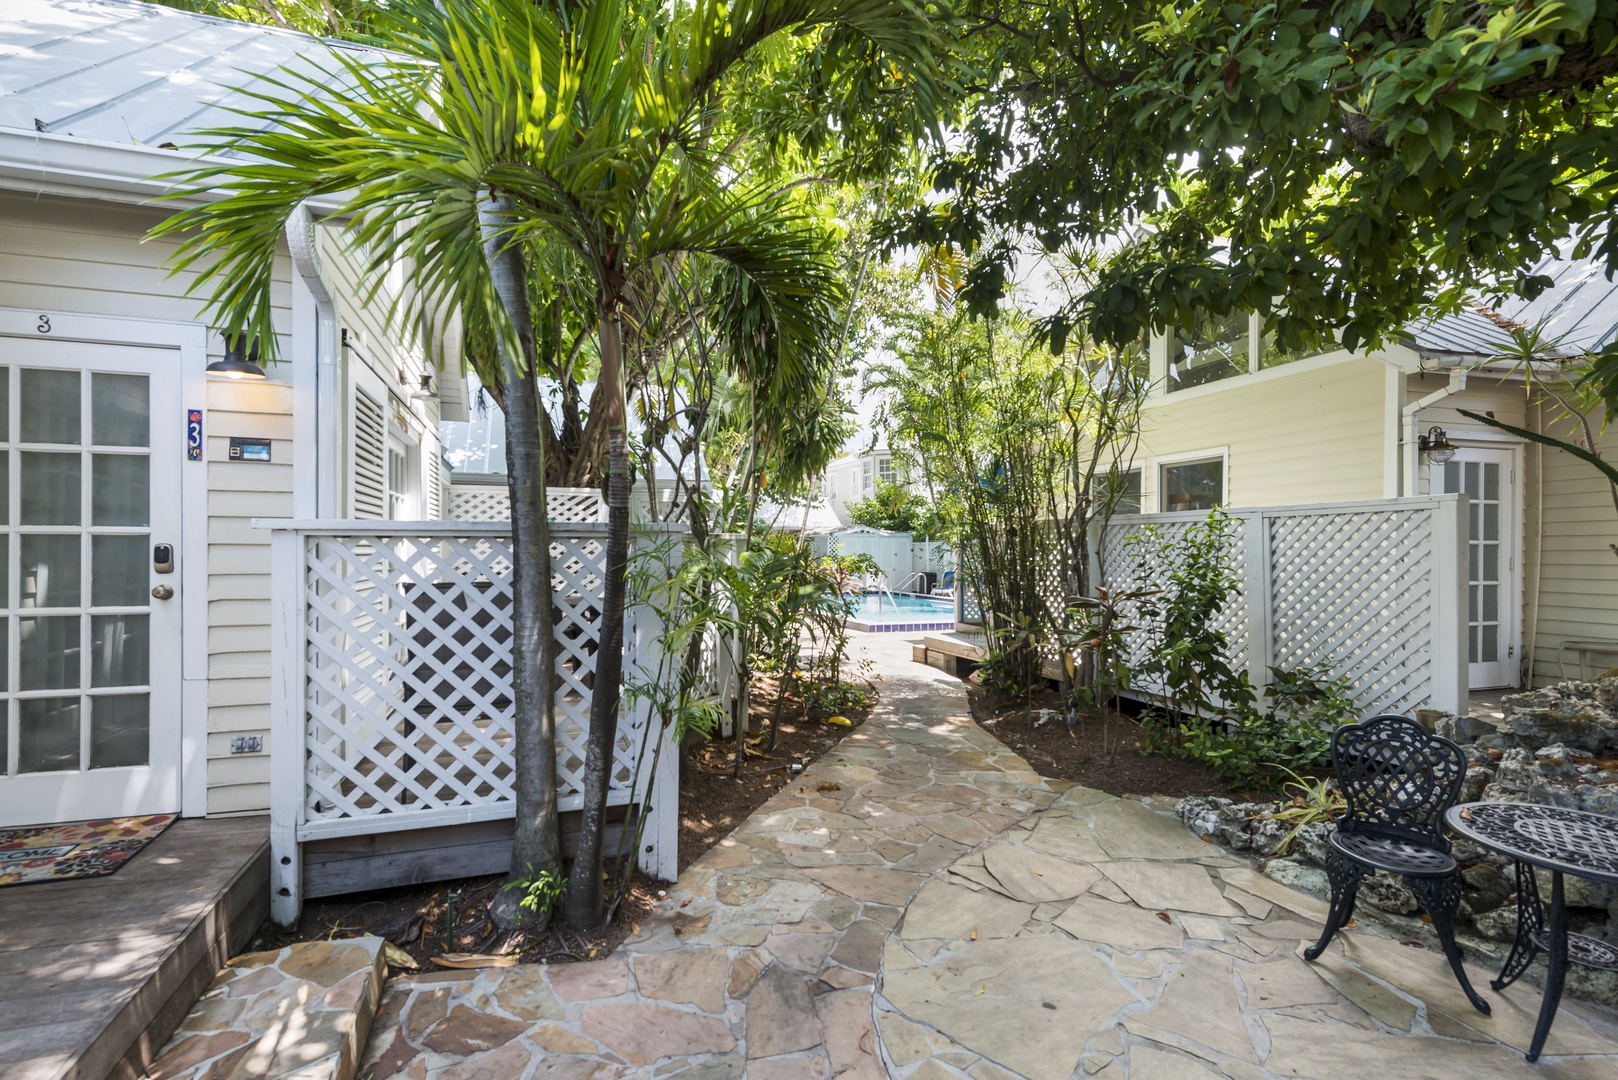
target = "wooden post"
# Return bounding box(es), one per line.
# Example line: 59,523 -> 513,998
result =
1431,493 -> 1470,715
268,527 -> 307,926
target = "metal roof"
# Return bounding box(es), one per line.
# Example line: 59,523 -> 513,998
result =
0,0 -> 386,154
1404,251 -> 1618,361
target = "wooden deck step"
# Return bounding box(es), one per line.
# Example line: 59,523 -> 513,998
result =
143,937 -> 389,1080
0,816 -> 269,1080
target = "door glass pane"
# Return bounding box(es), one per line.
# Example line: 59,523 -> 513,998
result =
0,450 -> 8,527
21,452 -> 80,524
91,694 -> 148,769
20,534 -> 81,609
1484,463 -> 1499,501
92,536 -> 149,607
1483,502 -> 1499,542
1469,585 -> 1479,622
20,615 -> 79,690
20,370 -> 79,445
1469,625 -> 1480,664
91,614 -> 148,687
0,621 -> 8,693
0,366 -> 9,441
91,374 -> 149,447
1444,462 -> 1459,492
18,697 -> 79,773
1481,623 -> 1498,662
1468,545 -> 1479,580
1483,585 -> 1499,621
1464,461 -> 1479,498
1483,545 -> 1498,581
92,455 -> 148,526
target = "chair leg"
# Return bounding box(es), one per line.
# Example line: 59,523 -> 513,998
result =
1407,872 -> 1492,1016
1305,850 -> 1365,961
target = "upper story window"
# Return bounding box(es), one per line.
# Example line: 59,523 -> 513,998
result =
862,458 -> 875,491
1160,457 -> 1224,512
877,455 -> 896,485
1169,311 -> 1249,391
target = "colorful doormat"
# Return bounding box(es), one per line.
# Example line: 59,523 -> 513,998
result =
0,813 -> 176,887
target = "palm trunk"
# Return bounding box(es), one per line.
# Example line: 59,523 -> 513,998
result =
478,196 -> 562,931
566,296 -> 631,928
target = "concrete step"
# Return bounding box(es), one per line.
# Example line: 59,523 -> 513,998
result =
143,937 -> 388,1080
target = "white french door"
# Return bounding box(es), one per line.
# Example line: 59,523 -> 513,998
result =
1432,446 -> 1519,689
0,337 -> 182,826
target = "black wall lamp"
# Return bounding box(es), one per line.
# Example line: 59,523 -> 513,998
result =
207,333 -> 267,380
1418,425 -> 1456,464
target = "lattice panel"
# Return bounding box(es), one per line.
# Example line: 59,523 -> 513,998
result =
300,528 -> 641,827
448,485 -> 607,523
1100,520 -> 1249,694
1268,509 -> 1434,716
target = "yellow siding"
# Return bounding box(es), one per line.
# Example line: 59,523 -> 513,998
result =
0,191 -> 292,816
1526,402 -> 1618,685
1136,354 -> 1388,508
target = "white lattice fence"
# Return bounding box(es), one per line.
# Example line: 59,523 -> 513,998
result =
264,519 -> 678,925
448,483 -> 606,523
1098,497 -> 1466,717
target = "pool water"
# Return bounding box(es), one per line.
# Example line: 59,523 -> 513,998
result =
850,592 -> 954,623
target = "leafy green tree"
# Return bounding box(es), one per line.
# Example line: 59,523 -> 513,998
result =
846,479 -> 936,533
153,0 -> 942,929
900,0 -> 1618,367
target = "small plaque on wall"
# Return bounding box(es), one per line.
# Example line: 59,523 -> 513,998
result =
229,437 -> 272,463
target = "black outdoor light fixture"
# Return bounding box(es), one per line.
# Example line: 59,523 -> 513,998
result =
408,373 -> 436,401
206,332 -> 267,380
1418,425 -> 1456,464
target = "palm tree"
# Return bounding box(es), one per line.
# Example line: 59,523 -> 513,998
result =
153,0 -> 940,929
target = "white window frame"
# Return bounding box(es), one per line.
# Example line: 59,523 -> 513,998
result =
1150,447 -> 1229,513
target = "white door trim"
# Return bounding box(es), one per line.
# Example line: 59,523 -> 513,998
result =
1431,443 -> 1521,690
0,307 -> 209,818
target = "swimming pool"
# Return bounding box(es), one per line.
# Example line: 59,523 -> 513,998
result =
845,592 -> 956,633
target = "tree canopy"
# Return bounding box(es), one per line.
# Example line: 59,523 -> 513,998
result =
897,0 -> 1618,367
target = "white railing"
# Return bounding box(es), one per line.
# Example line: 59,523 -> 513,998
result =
1097,496 -> 1467,716
262,518 -> 679,925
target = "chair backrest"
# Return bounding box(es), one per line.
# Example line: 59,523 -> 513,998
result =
1331,714 -> 1467,850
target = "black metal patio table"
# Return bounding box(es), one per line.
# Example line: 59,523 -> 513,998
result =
1444,801 -> 1618,1061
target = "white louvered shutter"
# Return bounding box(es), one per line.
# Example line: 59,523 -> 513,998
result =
352,388 -> 387,518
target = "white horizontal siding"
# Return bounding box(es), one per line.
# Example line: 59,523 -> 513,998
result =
1137,355 -> 1389,508
1527,402 -> 1618,685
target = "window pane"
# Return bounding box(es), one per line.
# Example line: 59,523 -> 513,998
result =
1170,311 -> 1249,390
21,452 -> 80,525
1483,502 -> 1499,542
1258,321 -> 1322,369
0,621 -> 8,693
1484,463 -> 1499,501
1444,461 -> 1459,493
1468,544 -> 1479,581
18,697 -> 79,773
1480,622 -> 1498,663
1464,462 -> 1479,498
91,614 -> 147,687
1482,584 -> 1499,621
92,535 -> 149,607
0,534 -> 8,612
20,369 -> 79,445
20,615 -> 79,690
91,374 -> 149,447
0,449 -> 8,527
92,455 -> 148,526
91,694 -> 148,769
1469,585 -> 1479,623
1094,468 -> 1142,514
1469,625 -> 1480,664
1161,459 -> 1224,512
20,534 -> 80,608
1483,544 -> 1498,581
0,365 -> 9,442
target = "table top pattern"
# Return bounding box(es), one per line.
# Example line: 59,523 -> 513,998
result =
1446,802 -> 1618,884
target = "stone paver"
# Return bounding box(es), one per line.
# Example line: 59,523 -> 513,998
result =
146,936 -> 388,1080
358,634 -> 1055,1078
875,776 -> 1618,1080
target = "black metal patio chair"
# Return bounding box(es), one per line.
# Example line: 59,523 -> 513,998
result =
1301,714 -> 1491,1015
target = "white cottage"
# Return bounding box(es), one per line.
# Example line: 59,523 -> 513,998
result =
0,0 -> 468,828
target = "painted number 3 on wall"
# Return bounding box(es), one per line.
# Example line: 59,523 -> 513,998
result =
36,315 -> 51,334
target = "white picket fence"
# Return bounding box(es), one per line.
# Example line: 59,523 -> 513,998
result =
262,517 -> 681,926
1098,496 -> 1468,716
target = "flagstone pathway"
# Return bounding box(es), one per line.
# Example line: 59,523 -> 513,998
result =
356,635 -> 1618,1079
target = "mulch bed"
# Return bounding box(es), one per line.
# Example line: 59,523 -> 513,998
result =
250,674 -> 874,969
967,683 -> 1253,801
